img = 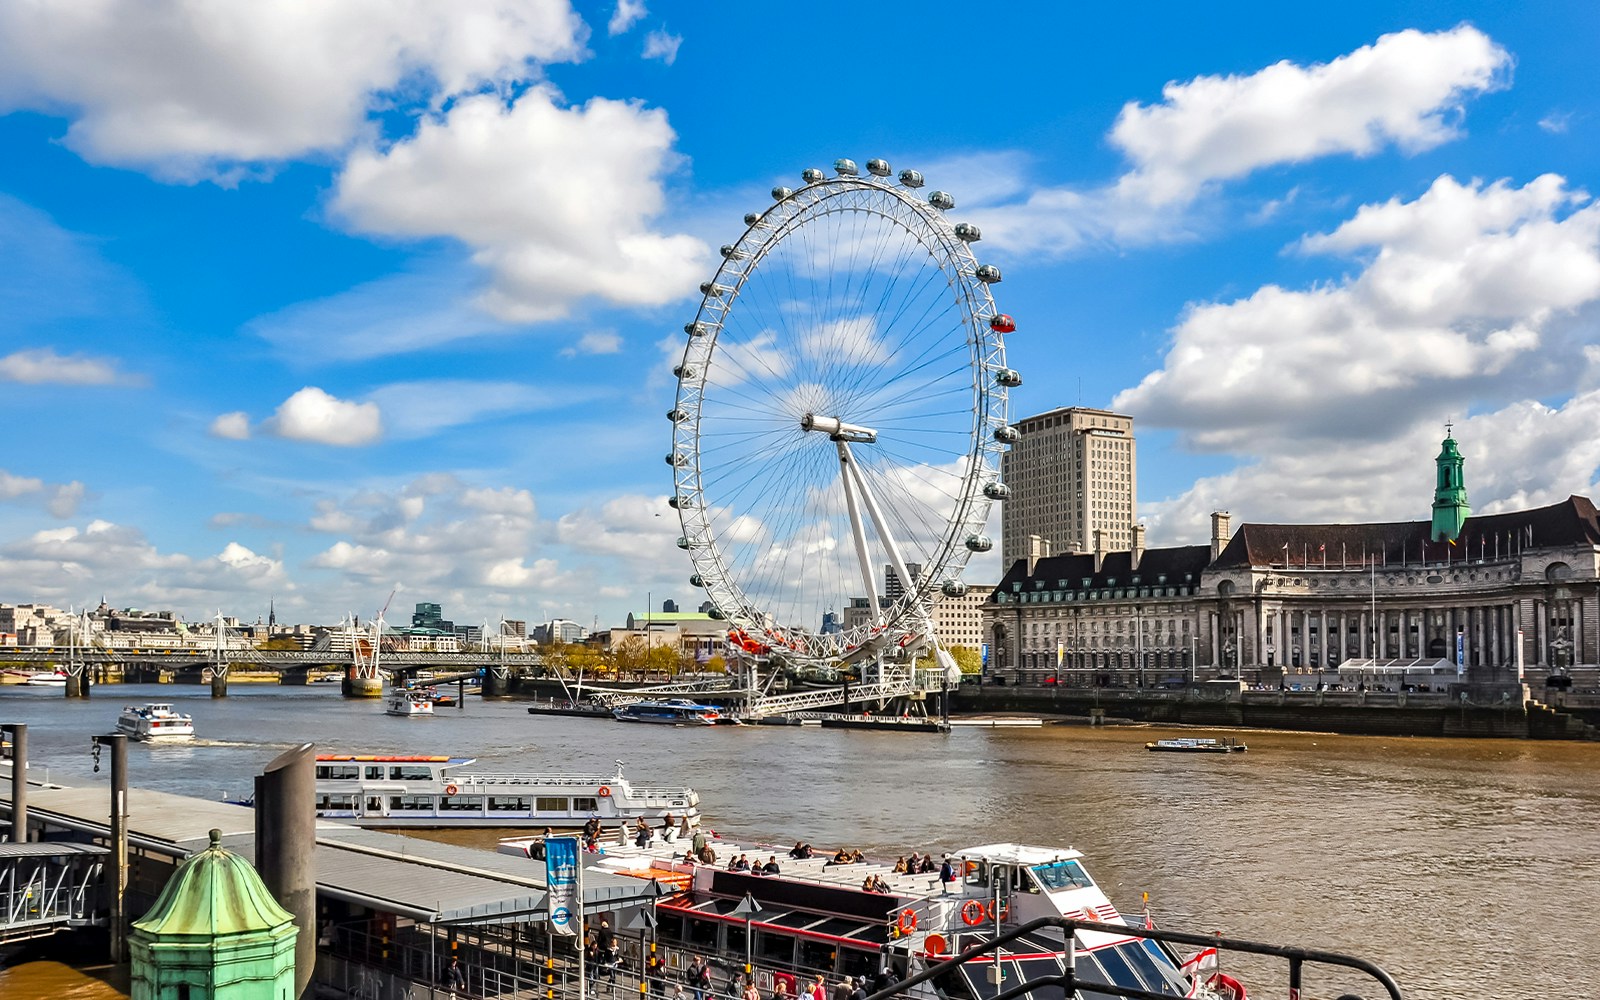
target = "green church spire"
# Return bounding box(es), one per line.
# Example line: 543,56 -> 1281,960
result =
1431,423 -> 1470,542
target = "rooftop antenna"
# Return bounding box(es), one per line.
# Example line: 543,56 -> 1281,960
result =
1078,377 -> 1082,406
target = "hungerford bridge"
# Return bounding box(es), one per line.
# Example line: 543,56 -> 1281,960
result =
2,643 -> 947,718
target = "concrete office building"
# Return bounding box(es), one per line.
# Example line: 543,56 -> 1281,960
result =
1000,407 -> 1137,569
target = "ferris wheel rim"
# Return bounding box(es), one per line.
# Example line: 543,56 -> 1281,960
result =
669,165 -> 1013,659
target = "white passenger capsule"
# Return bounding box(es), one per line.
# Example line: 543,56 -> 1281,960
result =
929,191 -> 955,210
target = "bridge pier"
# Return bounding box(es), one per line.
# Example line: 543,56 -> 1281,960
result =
210,669 -> 228,698
482,667 -> 510,697
342,674 -> 383,698
64,671 -> 90,699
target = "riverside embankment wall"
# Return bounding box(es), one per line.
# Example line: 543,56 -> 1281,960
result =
949,685 -> 1541,738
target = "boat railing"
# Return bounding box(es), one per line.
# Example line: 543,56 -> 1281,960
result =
883,914 -> 1404,1000
446,773 -> 694,800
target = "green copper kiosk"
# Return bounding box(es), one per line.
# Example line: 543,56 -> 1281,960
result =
129,828 -> 298,1000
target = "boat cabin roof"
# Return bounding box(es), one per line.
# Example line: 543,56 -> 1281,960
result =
955,843 -> 1085,866
316,754 -> 476,767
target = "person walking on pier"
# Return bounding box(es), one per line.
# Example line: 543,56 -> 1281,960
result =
444,956 -> 467,995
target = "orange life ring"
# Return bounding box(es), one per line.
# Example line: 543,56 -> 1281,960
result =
444,784 -> 459,796
597,785 -> 612,798
986,901 -> 1009,922
960,900 -> 986,926
925,933 -> 947,956
897,909 -> 916,934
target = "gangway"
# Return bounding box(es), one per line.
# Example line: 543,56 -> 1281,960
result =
0,842 -> 107,944
584,678 -> 739,708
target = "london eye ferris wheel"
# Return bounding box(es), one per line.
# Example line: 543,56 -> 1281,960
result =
668,157 -> 1019,670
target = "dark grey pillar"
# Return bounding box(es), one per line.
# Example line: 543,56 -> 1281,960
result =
4,724 -> 24,843
210,667 -> 228,698
104,734 -> 128,963
256,743 -> 317,1000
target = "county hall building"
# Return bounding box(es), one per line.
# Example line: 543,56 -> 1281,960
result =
983,432 -> 1599,689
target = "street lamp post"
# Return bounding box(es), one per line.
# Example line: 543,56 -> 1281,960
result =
730,893 -> 764,983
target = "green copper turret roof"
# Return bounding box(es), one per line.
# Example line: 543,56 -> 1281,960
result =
133,829 -> 293,938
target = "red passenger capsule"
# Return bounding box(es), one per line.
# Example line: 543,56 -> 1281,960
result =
990,313 -> 1015,333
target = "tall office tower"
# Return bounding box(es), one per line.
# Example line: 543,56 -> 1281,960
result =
883,562 -> 923,604
1000,407 -> 1137,570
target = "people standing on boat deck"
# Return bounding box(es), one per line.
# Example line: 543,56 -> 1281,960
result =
848,976 -> 867,1000
809,973 -> 827,1000
769,976 -> 791,1000
595,918 -> 617,980
662,812 -> 677,842
789,841 -> 806,859
939,855 -> 956,893
647,954 -> 667,997
635,816 -> 652,847
741,977 -> 761,1000
831,975 -> 854,1000
762,856 -> 780,874
691,827 -> 709,856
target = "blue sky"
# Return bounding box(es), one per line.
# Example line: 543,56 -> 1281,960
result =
4,2 -> 1600,629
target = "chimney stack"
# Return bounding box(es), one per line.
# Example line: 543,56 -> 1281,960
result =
1131,523 -> 1146,570
1093,530 -> 1105,573
1026,535 -> 1051,576
1211,511 -> 1232,562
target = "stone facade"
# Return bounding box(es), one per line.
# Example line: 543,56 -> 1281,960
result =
1000,406 -> 1136,569
985,496 -> 1600,687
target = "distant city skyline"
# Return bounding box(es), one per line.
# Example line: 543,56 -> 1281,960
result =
3,5 -> 1600,626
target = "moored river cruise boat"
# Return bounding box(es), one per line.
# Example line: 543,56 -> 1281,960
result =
313,755 -> 702,830
498,835 -> 1253,1000
115,703 -> 196,741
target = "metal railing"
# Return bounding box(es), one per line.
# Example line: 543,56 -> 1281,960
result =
868,916 -> 1404,1000
0,851 -> 105,944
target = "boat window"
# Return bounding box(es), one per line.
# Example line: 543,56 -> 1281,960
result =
489,796 -> 531,812
573,797 -> 599,812
316,765 -> 360,781
389,765 -> 435,781
389,795 -> 435,811
1093,944 -> 1181,996
1124,941 -> 1186,995
1030,860 -> 1092,891
440,795 -> 485,812
536,797 -> 568,812
316,794 -> 357,811
365,765 -> 384,780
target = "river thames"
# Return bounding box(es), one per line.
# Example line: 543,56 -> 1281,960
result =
0,683 -> 1596,999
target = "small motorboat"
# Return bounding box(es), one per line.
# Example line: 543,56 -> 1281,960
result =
116,703 -> 196,741
1146,737 -> 1247,753
386,691 -> 435,717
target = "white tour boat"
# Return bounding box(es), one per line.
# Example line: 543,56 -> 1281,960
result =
23,670 -> 70,687
115,703 -> 196,741
500,834 -> 1249,1000
385,691 -> 435,717
313,755 -> 703,830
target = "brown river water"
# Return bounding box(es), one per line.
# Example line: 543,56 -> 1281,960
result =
1,684 -> 1596,999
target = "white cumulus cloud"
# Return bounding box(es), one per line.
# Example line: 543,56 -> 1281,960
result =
0,469 -> 86,518
209,411 -> 251,440
609,0 -> 647,35
0,347 -> 134,385
977,26 -> 1510,255
267,387 -> 383,447
642,30 -> 682,66
1111,25 -> 1509,206
333,87 -> 708,323
0,0 -> 586,181
1116,174 -> 1600,452
560,331 -> 624,357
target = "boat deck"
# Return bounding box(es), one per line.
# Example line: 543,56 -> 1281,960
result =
584,833 -> 951,900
